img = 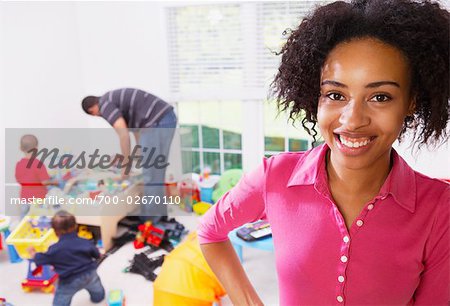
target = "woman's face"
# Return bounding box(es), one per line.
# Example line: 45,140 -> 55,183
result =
317,37 -> 415,171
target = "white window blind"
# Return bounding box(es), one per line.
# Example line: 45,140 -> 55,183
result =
167,1 -> 331,101
166,4 -> 247,101
167,1 -> 332,170
257,1 -> 331,88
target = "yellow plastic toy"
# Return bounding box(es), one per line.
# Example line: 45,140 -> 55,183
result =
193,202 -> 213,216
6,216 -> 58,259
153,232 -> 226,306
78,225 -> 93,240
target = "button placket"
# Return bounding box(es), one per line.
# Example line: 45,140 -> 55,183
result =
329,195 -> 352,305
337,232 -> 350,305
334,196 -> 383,304
337,198 -> 380,304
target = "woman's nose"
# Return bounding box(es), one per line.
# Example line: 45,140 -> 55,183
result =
338,100 -> 370,130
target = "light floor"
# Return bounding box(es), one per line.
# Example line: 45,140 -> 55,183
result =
0,215 -> 279,306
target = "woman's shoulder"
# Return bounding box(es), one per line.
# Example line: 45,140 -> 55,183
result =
414,170 -> 450,199
407,168 -> 450,220
392,151 -> 449,204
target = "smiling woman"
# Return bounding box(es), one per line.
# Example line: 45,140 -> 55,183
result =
198,0 -> 449,305
318,38 -> 416,186
317,37 -> 419,233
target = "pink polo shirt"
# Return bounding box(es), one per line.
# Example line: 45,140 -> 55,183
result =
197,144 -> 449,305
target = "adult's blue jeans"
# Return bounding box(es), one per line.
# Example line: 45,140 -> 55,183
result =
139,109 -> 177,221
53,269 -> 105,306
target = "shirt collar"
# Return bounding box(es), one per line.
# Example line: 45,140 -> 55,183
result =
379,150 -> 416,213
287,144 -> 416,213
287,144 -> 328,187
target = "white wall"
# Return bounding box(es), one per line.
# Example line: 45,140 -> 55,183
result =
1,2 -> 169,129
2,2 -> 85,128
75,1 -> 170,127
394,136 -> 450,180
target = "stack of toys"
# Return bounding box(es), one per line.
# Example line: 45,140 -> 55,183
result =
122,218 -> 188,282
157,218 -> 186,245
198,167 -> 217,203
133,221 -> 166,249
47,153 -> 78,190
165,174 -> 179,198
133,218 -> 187,251
178,175 -> 200,212
6,216 -> 58,293
77,224 -> 103,254
63,169 -> 143,201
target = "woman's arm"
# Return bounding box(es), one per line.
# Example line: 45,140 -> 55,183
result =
198,159 -> 270,305
412,186 -> 449,304
201,241 -> 264,306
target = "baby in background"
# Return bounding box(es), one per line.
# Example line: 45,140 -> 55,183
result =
28,210 -> 105,306
15,134 -> 56,217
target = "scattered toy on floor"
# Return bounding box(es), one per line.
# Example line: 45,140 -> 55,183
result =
107,289 -> 126,306
133,221 -> 165,249
124,253 -> 165,282
0,297 -> 14,306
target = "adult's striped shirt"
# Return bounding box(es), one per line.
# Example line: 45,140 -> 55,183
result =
99,88 -> 173,128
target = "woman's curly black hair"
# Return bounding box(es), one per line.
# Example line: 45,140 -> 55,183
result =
271,0 -> 449,148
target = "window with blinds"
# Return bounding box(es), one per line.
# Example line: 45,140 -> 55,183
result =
167,1 -> 331,98
166,1 -> 331,172
257,1 -> 329,88
166,4 -> 246,101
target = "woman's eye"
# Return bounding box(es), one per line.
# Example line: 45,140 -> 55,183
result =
370,94 -> 391,103
326,93 -> 345,101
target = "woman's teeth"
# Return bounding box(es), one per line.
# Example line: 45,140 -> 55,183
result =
339,135 -> 372,148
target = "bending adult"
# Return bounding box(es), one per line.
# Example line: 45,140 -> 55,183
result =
82,88 -> 177,220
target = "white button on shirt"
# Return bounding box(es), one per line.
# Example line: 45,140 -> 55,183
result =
367,204 -> 374,210
337,296 -> 344,302
338,275 -> 345,283
343,236 -> 350,243
356,220 -> 364,227
341,255 -> 348,263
